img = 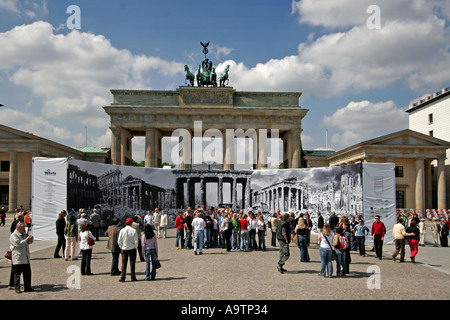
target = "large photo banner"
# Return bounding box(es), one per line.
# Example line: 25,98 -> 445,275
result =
362,162 -> 396,244
31,158 -> 396,243
31,157 -> 68,240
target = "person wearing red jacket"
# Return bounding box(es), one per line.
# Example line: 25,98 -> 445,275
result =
371,215 -> 386,260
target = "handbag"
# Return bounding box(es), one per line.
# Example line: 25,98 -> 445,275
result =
4,250 -> 12,260
323,233 -> 337,261
87,237 -> 95,246
155,259 -> 161,269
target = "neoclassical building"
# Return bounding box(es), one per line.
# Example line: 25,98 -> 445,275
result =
103,86 -> 307,170
0,124 -> 110,212
304,129 -> 450,212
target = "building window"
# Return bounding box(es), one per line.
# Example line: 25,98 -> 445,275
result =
0,186 -> 8,205
428,113 -> 433,124
0,161 -> 10,172
396,190 -> 405,209
429,130 -> 433,137
395,166 -> 404,178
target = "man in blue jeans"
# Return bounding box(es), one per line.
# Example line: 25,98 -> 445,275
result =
192,211 -> 206,255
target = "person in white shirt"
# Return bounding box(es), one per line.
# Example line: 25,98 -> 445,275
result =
144,210 -> 153,227
192,211 -> 206,255
118,218 -> 138,282
153,208 -> 161,238
160,210 -> 168,238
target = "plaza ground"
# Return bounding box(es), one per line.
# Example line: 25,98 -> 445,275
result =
1,215 -> 449,302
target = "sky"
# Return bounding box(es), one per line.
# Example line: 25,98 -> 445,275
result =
1,0 -> 450,166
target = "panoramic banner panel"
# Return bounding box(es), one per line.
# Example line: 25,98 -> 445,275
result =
31,157 -> 68,240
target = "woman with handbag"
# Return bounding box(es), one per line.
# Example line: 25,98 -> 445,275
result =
79,222 -> 95,275
142,224 -> 158,280
317,223 -> 335,278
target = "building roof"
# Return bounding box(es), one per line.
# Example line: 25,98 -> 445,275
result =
303,150 -> 335,157
406,86 -> 450,113
71,146 -> 110,153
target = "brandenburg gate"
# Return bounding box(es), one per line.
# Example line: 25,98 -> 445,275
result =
103,43 -> 308,170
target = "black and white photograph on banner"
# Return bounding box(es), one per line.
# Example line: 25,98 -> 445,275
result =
31,158 -> 396,243
250,164 -> 363,233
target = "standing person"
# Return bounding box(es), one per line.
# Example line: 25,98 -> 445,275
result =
248,211 -> 258,251
276,213 -> 291,274
239,213 -> 250,252
221,212 -> 232,252
405,220 -> 420,263
141,224 -> 158,281
354,219 -> 369,257
184,209 -> 193,250
294,217 -> 310,262
203,210 -> 212,248
329,211 -> 339,232
418,217 -> 427,246
144,210 -> 153,227
159,210 -> 168,239
333,227 -> 347,277
105,217 -> 121,276
54,210 -> 67,258
117,218 -> 139,282
153,208 -> 161,238
317,211 -> 324,244
192,211 -> 206,255
371,215 -> 386,260
175,210 -> 185,249
131,216 -> 145,262
211,212 -> 219,248
438,218 -> 449,247
270,212 -> 280,247
318,223 -> 334,278
257,214 -> 267,251
431,217 -> 440,247
64,214 -> 78,261
349,216 -> 358,251
0,206 -> 6,226
231,213 -> 240,250
10,221 -> 34,293
303,212 -> 312,246
90,209 -> 101,241
79,221 -> 95,275
392,218 -> 413,263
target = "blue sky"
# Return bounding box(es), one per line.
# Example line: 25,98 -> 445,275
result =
1,0 -> 450,166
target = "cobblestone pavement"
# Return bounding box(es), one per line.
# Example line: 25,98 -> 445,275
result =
1,217 -> 449,302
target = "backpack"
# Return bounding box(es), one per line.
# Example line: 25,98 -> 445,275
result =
338,235 -> 349,250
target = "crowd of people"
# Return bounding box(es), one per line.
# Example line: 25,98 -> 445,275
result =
4,204 -> 450,292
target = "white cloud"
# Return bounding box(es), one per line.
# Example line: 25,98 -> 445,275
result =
0,0 -> 48,18
323,100 -> 408,148
0,21 -> 184,148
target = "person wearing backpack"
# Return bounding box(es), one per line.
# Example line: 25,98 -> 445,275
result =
333,227 -> 348,276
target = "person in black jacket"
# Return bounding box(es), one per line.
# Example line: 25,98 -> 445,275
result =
438,218 -> 449,247
329,211 -> 339,232
54,210 -> 67,258
317,212 -> 324,245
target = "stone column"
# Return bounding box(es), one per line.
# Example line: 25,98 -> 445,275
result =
8,151 -> 18,213
290,129 -> 302,169
415,158 -> 425,213
437,156 -> 447,210
245,178 -> 251,209
218,177 -> 223,206
145,129 -> 157,168
179,130 -> 192,170
200,178 -> 206,208
257,129 -> 268,169
110,127 -> 122,165
223,129 -> 234,170
425,159 -> 432,210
